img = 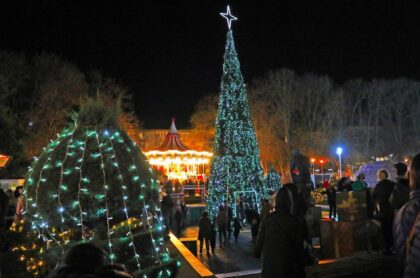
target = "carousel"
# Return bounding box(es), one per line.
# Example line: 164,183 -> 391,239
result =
144,119 -> 213,183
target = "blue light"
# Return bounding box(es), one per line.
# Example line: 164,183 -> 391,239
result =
336,147 -> 343,155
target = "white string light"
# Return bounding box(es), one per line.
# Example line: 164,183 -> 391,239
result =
108,132 -> 142,270
220,5 -> 238,30
94,129 -> 114,262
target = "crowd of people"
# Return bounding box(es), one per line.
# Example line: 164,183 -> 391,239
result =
2,153 -> 420,277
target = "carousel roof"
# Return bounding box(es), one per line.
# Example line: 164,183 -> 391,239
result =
154,119 -> 190,152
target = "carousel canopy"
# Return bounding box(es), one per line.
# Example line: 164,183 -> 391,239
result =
144,119 -> 212,181
155,118 -> 190,152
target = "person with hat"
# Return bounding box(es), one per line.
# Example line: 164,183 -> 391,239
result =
390,162 -> 410,211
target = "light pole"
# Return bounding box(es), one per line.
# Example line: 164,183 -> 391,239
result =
311,158 -> 315,176
336,147 -> 343,179
320,160 -> 324,182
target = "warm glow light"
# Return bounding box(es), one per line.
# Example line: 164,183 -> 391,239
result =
311,158 -> 315,163
144,150 -> 213,157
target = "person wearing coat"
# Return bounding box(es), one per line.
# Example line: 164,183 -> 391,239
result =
255,187 -> 306,278
216,206 -> 227,247
390,162 -> 410,211
352,173 -> 368,191
326,185 -> 337,220
394,153 -> 420,278
373,169 -> 395,255
0,188 -> 9,236
282,172 -> 309,241
198,212 -> 211,256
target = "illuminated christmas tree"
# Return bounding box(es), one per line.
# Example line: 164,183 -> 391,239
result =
14,99 -> 178,277
207,6 -> 266,219
265,168 -> 282,191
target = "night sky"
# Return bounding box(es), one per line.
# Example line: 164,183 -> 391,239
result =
2,1 -> 420,128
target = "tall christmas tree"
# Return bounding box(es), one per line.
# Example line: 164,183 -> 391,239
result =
8,99 -> 178,277
207,6 -> 266,219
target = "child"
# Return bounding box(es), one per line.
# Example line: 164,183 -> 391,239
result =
233,217 -> 242,242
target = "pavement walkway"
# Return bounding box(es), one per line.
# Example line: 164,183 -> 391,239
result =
179,225 -> 261,276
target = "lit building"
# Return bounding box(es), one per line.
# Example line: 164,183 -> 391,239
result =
144,119 -> 213,181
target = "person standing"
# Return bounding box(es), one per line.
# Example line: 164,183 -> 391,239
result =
198,212 -> 211,256
327,184 -> 337,220
5,189 -> 17,230
390,162 -> 410,211
223,201 -> 233,242
255,187 -> 306,278
160,190 -> 174,235
373,169 -> 395,255
260,199 -> 271,222
282,172 -> 309,241
352,173 -> 368,191
0,188 -> 9,236
216,206 -> 227,247
14,186 -> 24,222
210,219 -> 217,254
394,153 -> 420,277
233,217 -> 242,242
174,205 -> 184,237
180,202 -> 189,228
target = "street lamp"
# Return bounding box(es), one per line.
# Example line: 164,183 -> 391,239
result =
310,158 -> 315,176
319,159 -> 324,181
336,147 -> 343,179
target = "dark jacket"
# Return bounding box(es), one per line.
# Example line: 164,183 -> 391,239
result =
390,178 -> 410,210
198,215 -> 211,240
161,195 -> 173,214
394,189 -> 420,278
0,189 -> 9,230
373,179 -> 395,219
282,183 -> 308,217
326,186 -> 337,204
255,210 -> 305,278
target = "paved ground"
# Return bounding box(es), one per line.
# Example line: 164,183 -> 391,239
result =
179,225 -> 261,276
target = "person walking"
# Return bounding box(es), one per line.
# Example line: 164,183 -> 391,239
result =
373,169 -> 395,255
216,206 -> 227,247
390,162 -> 410,211
394,153 -> 420,278
233,217 -> 242,242
255,187 -> 306,278
198,212 -> 211,256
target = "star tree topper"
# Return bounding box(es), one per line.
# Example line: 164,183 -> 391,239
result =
220,5 -> 238,30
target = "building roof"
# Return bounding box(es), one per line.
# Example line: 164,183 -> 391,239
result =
154,119 -> 190,152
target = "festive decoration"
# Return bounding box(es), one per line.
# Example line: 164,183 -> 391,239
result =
207,8 -> 266,219
144,119 -> 212,182
265,168 -> 281,191
220,5 -> 238,30
15,100 -> 177,277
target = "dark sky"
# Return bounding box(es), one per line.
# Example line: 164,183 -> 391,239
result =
2,1 -> 420,128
